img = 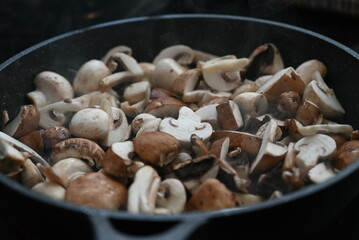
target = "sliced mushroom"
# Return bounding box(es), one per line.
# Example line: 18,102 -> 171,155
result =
21,159 -> 44,188
234,193 -> 262,206
144,96 -> 186,119
295,100 -> 323,126
153,45 -> 194,65
72,60 -> 112,96
51,158 -> 94,187
195,103 -> 219,130
170,68 -> 201,95
152,58 -> 186,90
294,134 -> 336,171
27,71 -> 74,108
156,178 -> 187,214
230,81 -> 259,99
332,140 -> 359,170
39,94 -> 91,129
172,154 -> 216,180
202,57 -> 249,91
32,182 -> 66,201
159,106 -> 213,148
295,59 -> 327,87
18,130 -> 44,153
139,62 -> 155,82
185,178 -> 236,211
42,126 -> 71,152
277,91 -> 302,118
102,141 -> 143,178
303,73 -> 345,119
101,45 -> 132,64
65,172 -> 127,210
133,131 -> 180,167
127,166 -> 161,214
296,123 -> 353,138
50,138 -> 105,168
247,43 -> 284,77
2,105 -> 40,139
0,139 -> 26,175
233,92 -> 268,118
308,162 -> 336,184
216,100 -> 243,130
123,81 -> 151,105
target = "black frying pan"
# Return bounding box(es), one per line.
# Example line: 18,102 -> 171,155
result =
0,14 -> 359,240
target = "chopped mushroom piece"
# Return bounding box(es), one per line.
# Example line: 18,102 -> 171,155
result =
156,178 -> 187,214
21,159 -> 44,188
0,140 -> 26,175
295,59 -> 327,87
332,140 -> 359,170
233,92 -> 268,118
152,58 -> 186,90
32,182 -> 66,201
170,68 -> 201,95
153,44 -> 194,65
308,162 -> 336,183
216,100 -> 243,130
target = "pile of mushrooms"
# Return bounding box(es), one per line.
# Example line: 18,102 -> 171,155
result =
1,43 -> 359,214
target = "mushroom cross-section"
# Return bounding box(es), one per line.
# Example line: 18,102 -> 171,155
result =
159,106 -> 213,147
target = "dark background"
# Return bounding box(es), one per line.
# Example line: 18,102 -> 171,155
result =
0,0 -> 358,239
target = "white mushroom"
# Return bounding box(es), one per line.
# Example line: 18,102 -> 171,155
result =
27,71 -> 74,108
152,58 -> 186,90
295,59 -> 327,87
294,134 -> 336,171
153,45 -> 194,65
131,113 -> 159,135
303,72 -> 345,119
0,139 -> 26,175
159,106 -> 213,148
202,57 -> 249,91
308,162 -> 336,183
21,159 -> 44,188
233,92 -> 268,118
156,178 -> 187,214
32,182 -> 66,201
101,45 -> 132,64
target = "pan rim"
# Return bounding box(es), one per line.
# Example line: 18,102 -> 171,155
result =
0,13 -> 358,222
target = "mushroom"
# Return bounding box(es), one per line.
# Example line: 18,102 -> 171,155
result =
39,94 -> 91,129
2,104 -> 40,139
159,106 -> 213,148
0,139 -> 26,175
277,91 -> 302,119
65,172 -> 127,210
133,131 -> 180,167
18,129 -> 44,154
32,181 -> 66,201
69,108 -> 111,140
172,154 -> 216,180
72,60 -> 112,96
153,44 -> 194,65
152,58 -> 186,90
42,126 -> 71,151
230,81 -> 259,99
156,178 -> 187,214
0,131 -> 48,166
303,72 -> 345,119
49,138 -> 105,168
139,62 -> 155,82
332,140 -> 359,170
294,134 -> 336,171
121,81 -> 151,118
296,123 -> 353,138
202,57 -> 249,91
101,45 -> 132,64
234,193 -> 262,206
144,96 -> 186,119
233,92 -> 268,118
102,141 -> 144,178
51,158 -> 94,187
295,59 -> 327,87
88,91 -> 120,107
170,68 -> 201,95
308,162 -> 336,184
195,103 -> 219,130
295,100 -> 323,126
256,67 -> 305,103
250,119 -> 287,174
216,100 -> 243,130
127,165 -> 161,214
185,178 -> 236,211
21,159 -> 44,188
131,113 -> 161,137
246,43 -> 284,78
27,71 -> 74,108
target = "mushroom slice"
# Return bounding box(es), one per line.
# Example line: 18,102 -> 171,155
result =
233,92 -> 268,118
72,60 -> 112,96
332,140 -> 359,170
185,178 -> 236,211
195,103 -> 219,130
153,45 -> 194,65
308,162 -> 336,184
250,119 -> 287,174
123,81 -> 151,105
211,131 -> 262,156
0,139 -> 26,175
231,81 -> 259,99
133,131 -> 180,167
108,52 -> 144,77
159,106 -> 213,148
172,154 -> 216,180
156,178 -> 187,214
101,45 -> 132,64
27,71 -> 74,108
39,94 -> 91,129
144,96 -> 186,119
256,67 -> 305,103
32,182 -> 66,201
88,91 -> 120,108
247,43 -> 284,77
152,58 -> 186,90
192,49 -> 218,63
139,62 -> 155,82
295,59 -> 327,87
202,57 -> 249,91
102,141 -> 139,178
295,100 -> 323,126
297,123 -> 353,138
2,104 -> 40,139
0,131 -> 48,166
216,100 -> 243,130
294,134 -> 336,171
303,73 -> 345,119
170,68 -> 201,95
277,91 -> 302,119
65,172 -> 127,210
50,138 -> 105,168
51,158 -> 94,187
127,166 -> 161,214
234,193 -> 262,206
21,159 -> 44,188
99,71 -> 139,92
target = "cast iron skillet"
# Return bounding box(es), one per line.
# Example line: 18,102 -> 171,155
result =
0,14 -> 358,240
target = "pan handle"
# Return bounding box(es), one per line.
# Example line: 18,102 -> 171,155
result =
88,214 -> 207,240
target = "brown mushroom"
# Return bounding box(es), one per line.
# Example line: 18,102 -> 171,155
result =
332,140 -> 359,170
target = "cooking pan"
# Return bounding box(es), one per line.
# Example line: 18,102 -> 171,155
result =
0,14 -> 358,240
